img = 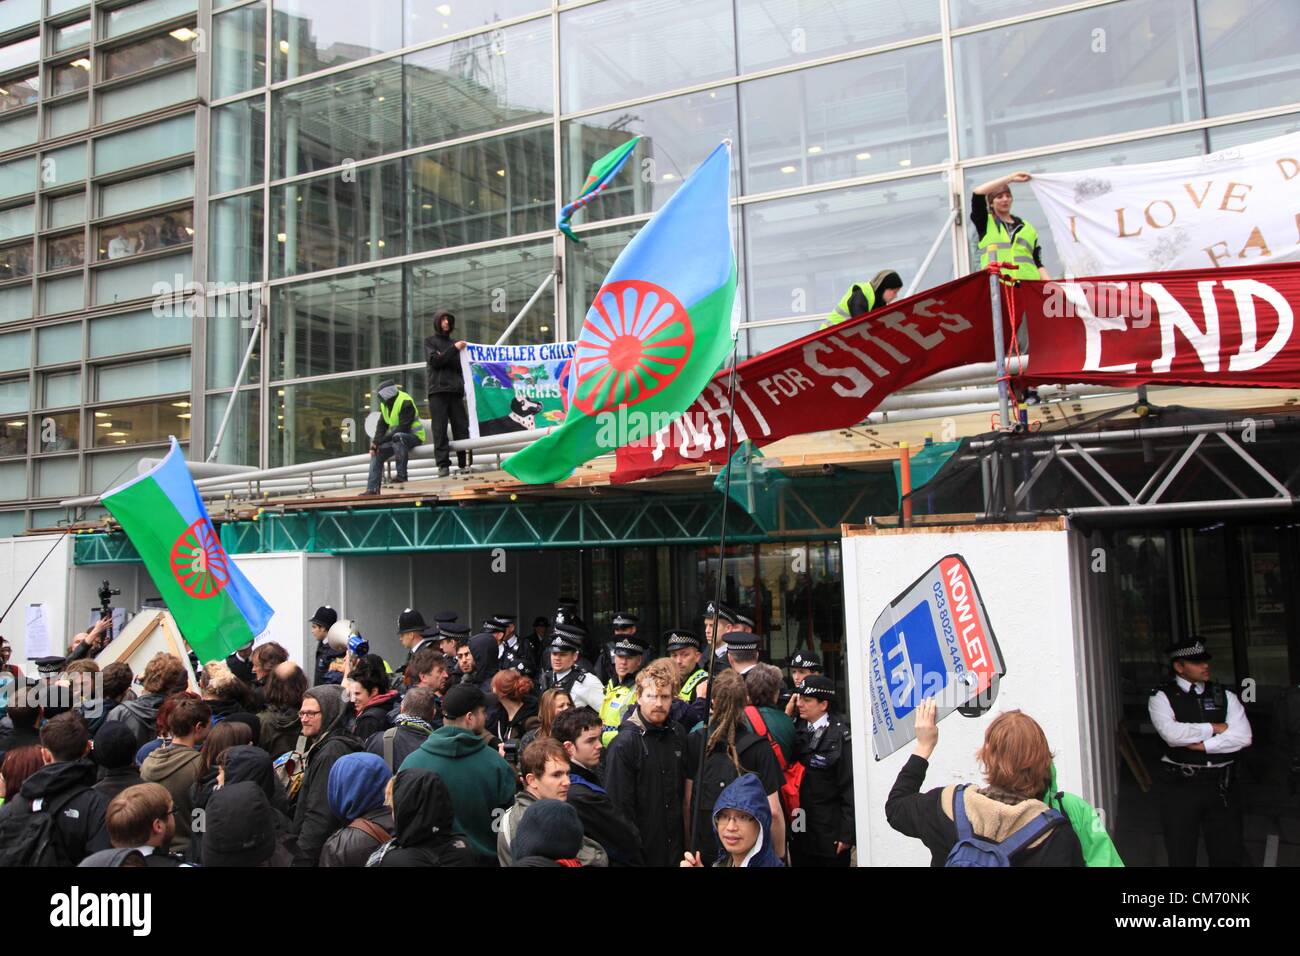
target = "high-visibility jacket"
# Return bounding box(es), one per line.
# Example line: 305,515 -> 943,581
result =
380,389 -> 427,441
677,668 -> 707,703
601,678 -> 638,747
821,281 -> 876,329
979,214 -> 1041,281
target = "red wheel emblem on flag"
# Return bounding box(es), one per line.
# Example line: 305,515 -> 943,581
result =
169,519 -> 231,599
571,279 -> 693,416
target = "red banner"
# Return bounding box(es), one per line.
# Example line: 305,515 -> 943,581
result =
1016,261 -> 1300,389
612,272 -> 996,483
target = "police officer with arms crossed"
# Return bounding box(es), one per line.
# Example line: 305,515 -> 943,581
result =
540,623 -> 605,713
1148,639 -> 1252,866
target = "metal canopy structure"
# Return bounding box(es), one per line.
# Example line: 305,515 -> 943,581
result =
72,469 -> 897,564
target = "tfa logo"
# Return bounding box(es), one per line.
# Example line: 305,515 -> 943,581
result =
49,887 -> 151,936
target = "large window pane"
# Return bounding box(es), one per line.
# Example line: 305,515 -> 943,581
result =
0,0 -> 39,34
94,113 -> 194,175
89,307 -> 190,358
208,192 -> 263,284
271,58 -> 404,179
405,18 -> 552,148
738,0 -> 941,72
87,449 -> 151,492
0,461 -> 25,499
404,0 -> 545,45
40,369 -> 80,407
0,330 -> 30,371
36,457 -> 77,497
0,510 -> 24,533
953,0 -> 1201,158
50,60 -> 91,96
0,156 -> 36,200
53,19 -> 91,53
42,143 -> 86,186
0,284 -> 32,320
37,322 -> 80,365
0,418 -> 26,456
1207,112 -> 1300,151
560,0 -> 736,112
94,251 -> 191,305
46,193 -> 85,229
964,131 -> 1205,276
0,377 -> 28,414
949,0 -> 1071,28
102,28 -> 195,80
1,73 -> 39,112
91,397 -> 190,447
95,354 -> 190,402
205,289 -> 261,387
0,242 -> 32,280
408,126 -> 554,255
103,0 -> 197,39
99,166 -> 194,218
96,208 -> 193,261
743,175 -> 955,354
563,89 -> 738,226
49,0 -> 89,17
98,69 -> 197,123
0,36 -> 40,74
36,410 -> 78,452
205,389 -> 258,466
45,97 -> 87,137
0,204 -> 34,240
742,43 -> 947,195
41,275 -> 83,314
0,112 -> 37,152
213,2 -> 266,99
45,232 -> 85,270
271,371 -> 406,468
211,98 -> 265,193
273,0 -> 402,83
1199,0 -> 1300,118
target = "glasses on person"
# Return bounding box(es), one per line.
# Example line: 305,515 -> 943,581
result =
299,709 -> 321,718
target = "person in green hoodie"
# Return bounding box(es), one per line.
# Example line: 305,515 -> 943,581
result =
1041,762 -> 1124,867
398,682 -> 514,865
139,696 -> 210,854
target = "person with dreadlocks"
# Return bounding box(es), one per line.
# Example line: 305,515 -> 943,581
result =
683,669 -> 786,864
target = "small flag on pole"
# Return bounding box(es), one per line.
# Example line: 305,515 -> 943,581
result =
102,439 -> 272,663
557,136 -> 641,242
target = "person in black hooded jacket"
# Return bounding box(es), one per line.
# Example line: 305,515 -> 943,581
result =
423,309 -> 471,476
465,632 -> 500,693
291,686 -> 362,866
509,799 -> 586,867
366,768 -> 477,867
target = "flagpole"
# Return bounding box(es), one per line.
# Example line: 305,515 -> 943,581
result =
494,270 -> 556,347
691,335 -> 741,858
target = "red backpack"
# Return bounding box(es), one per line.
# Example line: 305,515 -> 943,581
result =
744,705 -> 803,819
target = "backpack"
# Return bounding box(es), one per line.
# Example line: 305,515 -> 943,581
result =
744,705 -> 801,818
273,737 -> 309,803
0,790 -> 80,867
347,816 -> 392,846
694,728 -> 765,830
944,784 -> 1066,867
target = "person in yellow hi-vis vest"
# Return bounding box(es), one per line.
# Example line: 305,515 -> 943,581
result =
821,270 -> 904,329
971,171 -> 1050,282
600,635 -> 648,747
366,380 -> 427,495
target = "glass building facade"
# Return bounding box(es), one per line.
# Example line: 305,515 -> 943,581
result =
1,0 -> 1299,530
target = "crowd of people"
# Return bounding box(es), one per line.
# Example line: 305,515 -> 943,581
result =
0,594 -> 1264,868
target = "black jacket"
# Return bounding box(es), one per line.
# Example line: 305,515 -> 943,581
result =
93,765 -> 142,802
320,806 -> 394,867
791,715 -> 855,857
290,731 -> 362,867
225,651 -> 255,685
367,769 -> 477,867
424,321 -> 464,395
365,722 -> 432,773
104,693 -> 166,752
567,759 -> 643,866
604,707 -> 688,868
485,694 -> 540,743
885,753 -> 1084,867
352,691 -> 399,743
257,706 -> 301,760
0,758 -> 111,863
314,640 -> 344,686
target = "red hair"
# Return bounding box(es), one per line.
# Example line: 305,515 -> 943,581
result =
491,669 -> 534,702
156,690 -> 200,737
1,745 -> 44,796
976,710 -> 1054,799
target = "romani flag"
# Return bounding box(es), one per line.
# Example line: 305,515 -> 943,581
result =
506,141 -> 736,484
102,439 -> 272,663
557,136 -> 641,242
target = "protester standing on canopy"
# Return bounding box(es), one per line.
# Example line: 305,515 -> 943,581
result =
972,171 -> 1050,281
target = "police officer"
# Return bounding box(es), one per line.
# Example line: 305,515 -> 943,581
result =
703,600 -> 737,668
554,598 -> 597,669
791,675 -> 854,868
724,628 -> 760,677
365,379 -> 427,495
524,615 -> 548,669
596,612 -> 640,686
436,617 -> 464,659
310,605 -> 343,686
539,623 -> 604,712
492,613 -> 535,679
783,650 -> 823,712
821,270 -> 903,328
398,608 -> 437,662
1148,639 -> 1252,867
667,629 -> 708,704
600,634 -> 649,747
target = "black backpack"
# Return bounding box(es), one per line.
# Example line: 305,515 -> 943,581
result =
0,790 -> 80,867
693,730 -> 764,833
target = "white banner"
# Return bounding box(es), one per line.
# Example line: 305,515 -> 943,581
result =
1029,131 -> 1300,277
459,341 -> 575,440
